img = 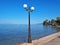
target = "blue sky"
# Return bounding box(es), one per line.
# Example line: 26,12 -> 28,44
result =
0,0 -> 60,24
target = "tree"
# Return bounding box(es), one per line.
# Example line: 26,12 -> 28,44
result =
56,17 -> 60,25
43,19 -> 49,25
57,17 -> 60,21
51,19 -> 56,26
48,20 -> 51,25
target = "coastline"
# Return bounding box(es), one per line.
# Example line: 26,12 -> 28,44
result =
17,32 -> 60,45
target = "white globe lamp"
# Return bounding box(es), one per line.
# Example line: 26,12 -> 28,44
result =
31,7 -> 35,11
23,4 -> 27,9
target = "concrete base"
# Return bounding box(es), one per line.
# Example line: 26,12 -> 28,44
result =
26,43 -> 33,45
17,43 -> 33,45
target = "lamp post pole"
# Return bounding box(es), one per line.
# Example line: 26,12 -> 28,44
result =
23,4 -> 35,43
28,8 -> 32,43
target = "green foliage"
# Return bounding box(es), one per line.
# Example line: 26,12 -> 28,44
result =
51,19 -> 56,23
50,19 -> 56,26
43,19 -> 49,25
57,17 -> 60,21
43,16 -> 60,25
56,17 -> 60,25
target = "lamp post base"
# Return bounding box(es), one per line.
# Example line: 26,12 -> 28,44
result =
17,43 -> 33,45
26,43 -> 33,45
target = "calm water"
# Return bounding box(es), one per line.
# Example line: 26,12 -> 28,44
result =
0,24 -> 59,45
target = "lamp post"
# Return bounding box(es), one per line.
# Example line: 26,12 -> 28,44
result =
23,4 -> 35,43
